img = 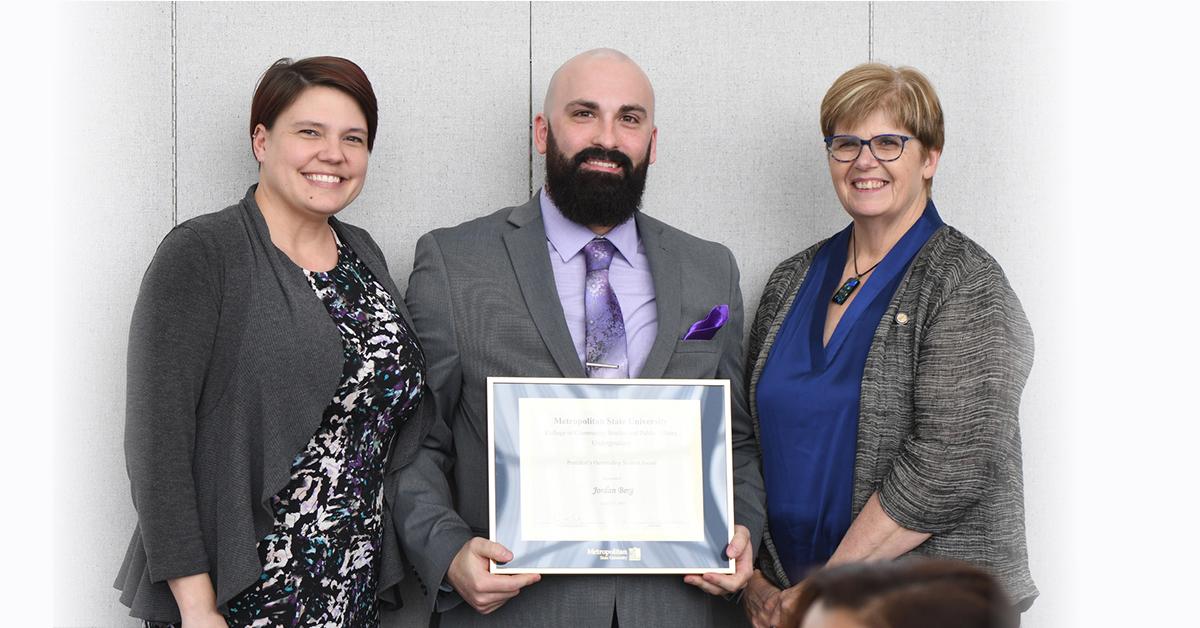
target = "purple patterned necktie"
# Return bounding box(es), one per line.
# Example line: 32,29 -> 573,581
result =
584,238 -> 628,378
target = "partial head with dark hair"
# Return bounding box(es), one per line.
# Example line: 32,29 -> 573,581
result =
792,559 -> 1018,628
250,56 -> 379,152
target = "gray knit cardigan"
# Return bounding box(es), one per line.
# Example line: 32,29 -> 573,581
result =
746,224 -> 1038,608
114,186 -> 432,621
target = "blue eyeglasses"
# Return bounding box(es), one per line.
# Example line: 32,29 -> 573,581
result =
823,134 -> 913,162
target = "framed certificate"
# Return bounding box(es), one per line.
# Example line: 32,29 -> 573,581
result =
487,377 -> 735,574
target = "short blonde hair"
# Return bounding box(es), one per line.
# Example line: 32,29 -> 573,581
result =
820,63 -> 944,193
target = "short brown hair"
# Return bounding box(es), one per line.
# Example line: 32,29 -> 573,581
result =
249,56 -> 379,152
820,63 -> 944,151
791,559 -> 1017,628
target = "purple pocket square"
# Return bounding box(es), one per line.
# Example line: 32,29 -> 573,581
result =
681,304 -> 729,340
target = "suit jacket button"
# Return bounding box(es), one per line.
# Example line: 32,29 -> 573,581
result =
895,312 -> 909,325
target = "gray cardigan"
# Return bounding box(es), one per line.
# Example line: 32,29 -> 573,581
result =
747,224 -> 1038,608
114,186 -> 432,621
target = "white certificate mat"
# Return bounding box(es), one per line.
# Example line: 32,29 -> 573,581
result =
488,377 -> 734,574
518,397 -> 704,542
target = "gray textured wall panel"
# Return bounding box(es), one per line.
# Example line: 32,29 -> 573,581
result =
871,2 -> 1062,290
175,2 -> 531,285
872,4 -> 1066,626
56,3 -> 175,626
531,2 -> 869,318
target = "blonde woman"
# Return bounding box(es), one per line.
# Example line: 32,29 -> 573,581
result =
743,63 -> 1036,627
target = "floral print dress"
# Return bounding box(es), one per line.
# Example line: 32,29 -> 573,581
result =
220,237 -> 424,627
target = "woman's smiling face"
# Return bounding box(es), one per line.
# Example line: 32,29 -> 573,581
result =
828,109 -> 939,223
252,85 -> 370,220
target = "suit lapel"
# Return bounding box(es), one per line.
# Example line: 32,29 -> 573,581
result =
504,196 -> 588,378
638,215 -> 681,379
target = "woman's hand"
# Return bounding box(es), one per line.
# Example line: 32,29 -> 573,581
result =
776,580 -> 811,628
743,570 -> 782,628
180,610 -> 228,628
168,573 -> 225,627
826,492 -> 930,566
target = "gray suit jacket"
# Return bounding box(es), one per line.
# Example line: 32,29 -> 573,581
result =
389,194 -> 766,628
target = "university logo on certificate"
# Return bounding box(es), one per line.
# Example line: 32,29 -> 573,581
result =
487,377 -> 735,574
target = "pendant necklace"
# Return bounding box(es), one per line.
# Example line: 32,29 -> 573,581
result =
831,228 -> 883,305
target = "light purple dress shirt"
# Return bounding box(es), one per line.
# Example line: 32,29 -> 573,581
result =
540,188 -> 657,377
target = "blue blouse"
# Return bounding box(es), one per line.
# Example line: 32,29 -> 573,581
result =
756,201 -> 943,583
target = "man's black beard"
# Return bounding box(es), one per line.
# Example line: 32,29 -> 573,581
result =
544,125 -> 651,229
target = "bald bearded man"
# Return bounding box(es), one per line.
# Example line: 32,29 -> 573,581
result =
390,49 -> 765,628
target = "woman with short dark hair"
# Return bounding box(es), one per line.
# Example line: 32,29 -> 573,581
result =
114,56 -> 429,627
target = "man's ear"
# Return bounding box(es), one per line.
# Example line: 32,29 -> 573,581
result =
533,113 -> 549,156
